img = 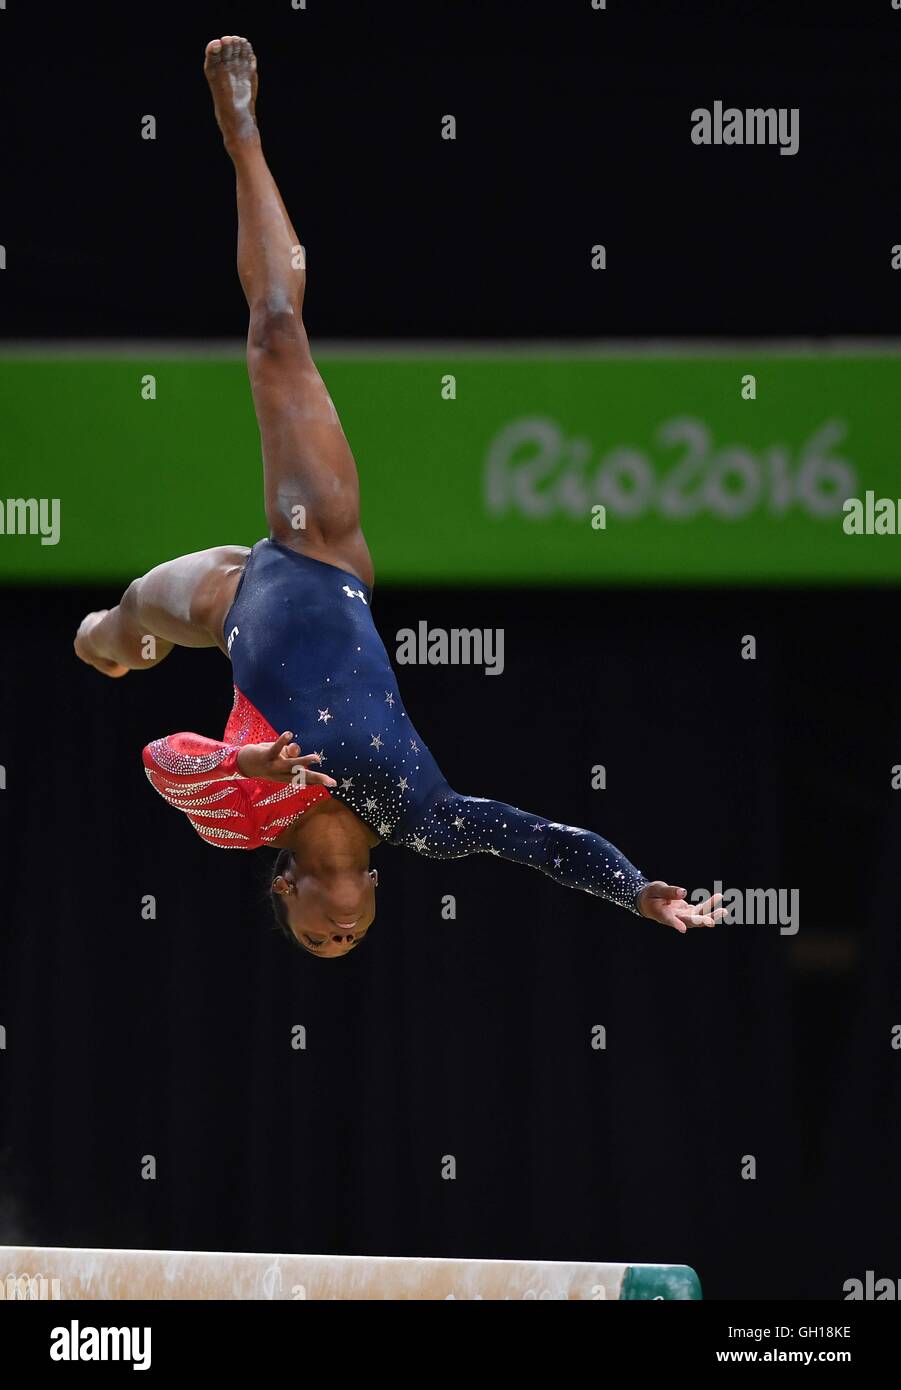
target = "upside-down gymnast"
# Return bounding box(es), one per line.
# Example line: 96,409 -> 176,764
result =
74,36 -> 725,958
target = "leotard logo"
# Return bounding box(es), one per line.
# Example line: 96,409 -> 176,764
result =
226,625 -> 240,653
342,584 -> 368,604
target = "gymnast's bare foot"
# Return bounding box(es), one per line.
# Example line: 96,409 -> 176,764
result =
204,35 -> 259,148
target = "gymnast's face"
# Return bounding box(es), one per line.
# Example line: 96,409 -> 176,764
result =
274,861 -> 378,957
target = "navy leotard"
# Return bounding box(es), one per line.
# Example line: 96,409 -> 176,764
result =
224,539 -> 649,913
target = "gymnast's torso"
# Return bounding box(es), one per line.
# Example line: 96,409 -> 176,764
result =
142,537 -> 647,909
223,539 -> 447,844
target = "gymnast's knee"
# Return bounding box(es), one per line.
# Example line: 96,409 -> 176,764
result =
247,297 -> 310,356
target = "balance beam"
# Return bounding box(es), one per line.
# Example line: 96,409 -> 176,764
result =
0,1246 -> 701,1300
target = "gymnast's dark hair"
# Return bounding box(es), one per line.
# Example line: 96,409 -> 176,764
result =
269,848 -> 300,948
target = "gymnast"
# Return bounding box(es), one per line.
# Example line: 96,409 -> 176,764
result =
73,36 -> 724,957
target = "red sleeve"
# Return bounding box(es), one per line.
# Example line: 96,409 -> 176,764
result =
142,732 -> 245,783
142,732 -> 330,850
142,732 -> 253,848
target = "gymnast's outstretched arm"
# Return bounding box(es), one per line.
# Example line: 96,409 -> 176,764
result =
400,791 -> 724,932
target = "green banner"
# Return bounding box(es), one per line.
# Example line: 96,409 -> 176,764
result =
1,349 -> 900,582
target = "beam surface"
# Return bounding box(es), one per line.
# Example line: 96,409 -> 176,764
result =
0,1246 -> 701,1300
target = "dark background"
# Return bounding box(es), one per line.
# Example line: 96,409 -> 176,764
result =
2,0 -> 901,342
1,0 -> 900,1301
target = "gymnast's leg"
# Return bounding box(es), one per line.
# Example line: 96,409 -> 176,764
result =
204,35 -> 373,588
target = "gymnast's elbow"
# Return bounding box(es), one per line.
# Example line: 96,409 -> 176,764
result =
109,587 -> 172,669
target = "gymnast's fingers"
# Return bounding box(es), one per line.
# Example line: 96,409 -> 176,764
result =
689,893 -> 724,917
662,905 -> 688,934
285,758 -> 337,787
304,769 -> 339,788
675,902 -> 728,928
651,882 -> 687,901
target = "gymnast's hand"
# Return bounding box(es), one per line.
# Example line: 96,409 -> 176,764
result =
637,882 -> 726,933
74,610 -> 130,678
236,732 -> 338,787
